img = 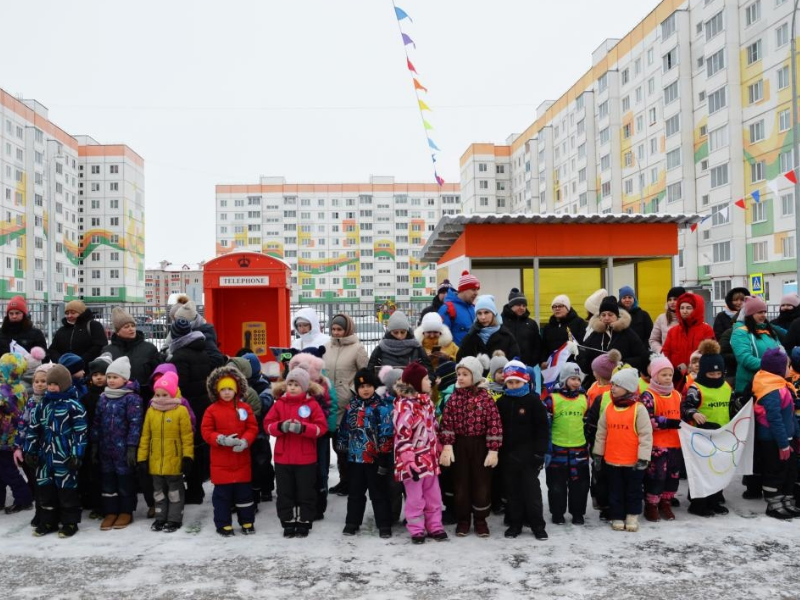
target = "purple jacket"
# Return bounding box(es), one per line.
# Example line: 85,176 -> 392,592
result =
92,381 -> 143,474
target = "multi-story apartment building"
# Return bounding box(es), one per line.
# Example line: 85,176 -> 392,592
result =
145,261 -> 204,306
461,0 -> 800,310
0,87 -> 145,305
215,176 -> 461,303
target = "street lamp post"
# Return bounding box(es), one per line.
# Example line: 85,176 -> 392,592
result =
45,139 -> 62,341
791,0 -> 800,289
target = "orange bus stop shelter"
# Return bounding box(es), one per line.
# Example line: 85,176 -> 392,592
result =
420,214 -> 701,321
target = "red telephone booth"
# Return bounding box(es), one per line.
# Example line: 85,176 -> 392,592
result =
203,252 -> 291,360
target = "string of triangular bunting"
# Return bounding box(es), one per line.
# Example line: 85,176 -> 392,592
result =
393,2 -> 444,186
691,166 -> 798,232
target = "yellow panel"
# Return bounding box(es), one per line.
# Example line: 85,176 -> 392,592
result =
523,267 -> 603,322
635,258 -> 673,319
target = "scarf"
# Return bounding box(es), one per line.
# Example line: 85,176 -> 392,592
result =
477,325 -> 500,345
555,387 -> 583,398
611,392 -> 637,407
648,381 -> 674,396
150,397 -> 181,412
379,337 -> 419,357
504,383 -> 530,397
169,330 -> 206,355
103,385 -> 129,399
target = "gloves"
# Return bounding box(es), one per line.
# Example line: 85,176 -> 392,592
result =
282,420 -> 305,435
532,454 -> 545,472
232,438 -> 249,453
13,448 -> 23,467
182,457 -> 193,477
656,416 -> 682,429
217,434 -> 239,446
592,455 -> 603,471
484,450 -> 499,469
779,446 -> 792,461
126,446 -> 138,468
634,459 -> 649,471
66,455 -> 82,471
439,445 -> 454,467
24,453 -> 38,469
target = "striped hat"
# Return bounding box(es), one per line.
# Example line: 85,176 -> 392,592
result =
457,270 -> 480,292
503,359 -> 530,383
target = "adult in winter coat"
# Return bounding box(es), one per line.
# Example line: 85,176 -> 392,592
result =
415,313 -> 459,368
578,296 -> 649,385
0,296 -> 48,356
713,287 -> 749,341
163,296 -> 225,368
457,296 -> 521,364
539,295 -> 587,365
662,292 -> 715,381
418,280 -> 452,326
47,300 -> 108,366
731,296 -> 786,393
291,307 -> 330,352
618,286 -> 653,348
101,308 -> 160,400
649,287 -> 685,354
501,288 -> 542,367
771,294 -> 800,332
367,311 -> 433,375
438,271 -> 481,346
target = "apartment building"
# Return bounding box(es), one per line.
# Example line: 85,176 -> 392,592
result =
0,87 -> 145,305
461,0 -> 800,309
145,261 -> 204,306
215,176 -> 461,303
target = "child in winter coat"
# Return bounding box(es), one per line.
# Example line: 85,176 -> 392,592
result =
23,365 -> 87,537
394,362 -> 447,544
434,361 -> 457,419
586,350 -> 620,407
593,367 -> 653,532
377,365 -> 407,525
544,362 -> 590,527
18,363 -> 52,524
497,359 -> 549,540
92,356 -> 143,530
337,369 -> 394,538
0,352 -> 33,513
439,355 -> 503,537
640,357 -> 683,522
240,352 -> 276,505
264,367 -> 328,538
202,366 -> 259,536
752,348 -> 800,519
58,352 -> 88,399
80,353 -> 112,519
138,371 -> 194,532
487,351 -> 508,402
680,341 -> 734,516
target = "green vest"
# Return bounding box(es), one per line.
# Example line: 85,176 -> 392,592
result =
599,391 -> 613,416
551,392 -> 588,447
638,378 -> 648,394
695,382 -> 732,427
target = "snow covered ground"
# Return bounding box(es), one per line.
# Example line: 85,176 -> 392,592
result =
4,475 -> 800,600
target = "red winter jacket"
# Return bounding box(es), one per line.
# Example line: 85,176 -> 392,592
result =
264,389 -> 328,466
662,293 -> 715,371
201,398 -> 258,485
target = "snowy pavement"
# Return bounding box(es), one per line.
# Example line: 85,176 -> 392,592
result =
4,476 -> 800,600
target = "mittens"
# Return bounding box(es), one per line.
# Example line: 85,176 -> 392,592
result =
232,438 -> 249,453
126,446 -> 138,468
634,459 -> 649,471
217,434 -> 239,446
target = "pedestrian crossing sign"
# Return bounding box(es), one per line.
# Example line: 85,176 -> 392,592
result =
749,273 -> 764,295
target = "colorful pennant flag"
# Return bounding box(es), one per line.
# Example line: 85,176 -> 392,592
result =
767,179 -> 781,199
431,154 -> 437,163
751,189 -> 761,203
785,169 -> 798,185
735,198 -> 747,209
395,6 -> 413,21
407,58 -> 417,74
428,138 -> 441,151
413,78 -> 428,93
690,215 -> 712,233
422,119 -> 433,130
435,172 -> 445,186
418,99 -> 431,111
401,33 -> 416,48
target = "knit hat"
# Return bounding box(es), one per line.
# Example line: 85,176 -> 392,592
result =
153,371 -> 179,398
503,359 -> 530,383
474,295 -> 499,317
667,286 -> 686,300
598,296 -> 620,317
6,295 -> 27,315
611,367 -> 640,393
331,314 -> 349,332
742,295 -> 768,317
243,353 -> 262,378
591,349 -> 622,381
172,298 -> 198,322
791,347 -> 800,373
386,311 -> 410,332
34,362 -> 55,377
457,270 -> 480,293
171,318 -> 193,338
107,356 -> 131,380
353,368 -> 379,389
89,353 -> 113,375
507,288 -> 527,307
65,299 -> 87,314
781,293 -> 800,308
761,347 -> 788,377
584,289 -> 608,316
648,356 -> 674,377
697,339 -> 725,386
618,286 -> 635,300
58,353 -> 85,375
435,360 -> 457,387
552,294 -> 571,311
286,367 -> 310,393
216,376 -> 238,393
151,363 -> 177,382
421,312 -> 444,334
46,364 -> 73,393
111,307 -> 136,332
489,351 -> 508,377
402,362 -> 429,394
559,362 -> 585,386
456,356 -> 484,386
379,366 -> 403,390
437,280 -> 453,295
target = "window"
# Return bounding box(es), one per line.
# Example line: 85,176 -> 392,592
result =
479,197 -> 489,207
479,180 -> 488,189
577,119 -> 585,135
751,160 -> 766,183
751,200 -> 767,223
667,182 -> 682,203
781,192 -> 795,216
749,120 -> 765,143
635,87 -> 642,104
749,80 -> 764,104
780,150 -> 793,172
708,126 -> 729,152
598,101 -> 608,119
662,47 -> 679,72
747,40 -> 762,65
714,280 -> 732,301
780,108 -> 791,132
713,241 -> 731,263
578,168 -> 587,182
708,87 -> 727,113
624,151 -> 633,167
665,113 -> 680,137
600,155 -> 611,171
698,55 -> 705,69
777,22 -> 789,48
662,13 -> 677,38
711,203 -> 730,225
579,192 -> 588,206
778,65 -> 790,90
649,107 -> 657,124
752,240 -> 768,262
599,128 -> 610,145
109,165 -> 119,174
601,181 -> 612,197
91,165 -> 100,174
634,58 -> 642,75
621,96 -> 630,112
648,78 -> 655,95
745,1 -> 761,26
623,123 -> 632,139
478,163 -> 487,172
710,163 -> 729,188
705,11 -> 724,41
496,165 -> 505,174
666,148 -> 682,170
91,183 -> 100,192
784,236 -> 796,258
636,115 -> 644,132
621,68 -> 630,85
664,81 -> 679,105
109,182 -> 119,191
650,138 -> 658,156
598,73 -> 608,92
706,49 -> 726,77
577,143 -> 586,159
109,217 -> 119,227
647,48 -> 654,65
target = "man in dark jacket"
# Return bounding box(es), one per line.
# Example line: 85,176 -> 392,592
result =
0,296 -> 48,355
47,300 -> 108,366
618,286 -> 653,347
418,280 -> 452,325
501,288 -> 542,367
713,287 -> 749,340
539,295 -> 587,366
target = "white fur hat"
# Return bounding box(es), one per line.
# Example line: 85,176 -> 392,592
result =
421,312 -> 444,334
585,288 -> 609,316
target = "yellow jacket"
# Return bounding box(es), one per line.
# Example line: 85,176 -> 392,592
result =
137,404 -> 194,476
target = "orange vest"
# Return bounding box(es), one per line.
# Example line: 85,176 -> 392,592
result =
603,403 -> 640,466
649,388 -> 681,449
588,382 -> 612,406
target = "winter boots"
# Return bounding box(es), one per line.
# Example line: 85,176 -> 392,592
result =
113,513 -> 132,529
611,520 -> 625,531
100,514 -> 118,531
58,524 -> 79,538
624,514 -> 639,532
766,494 -> 795,520
658,498 -> 676,521
644,503 -> 660,522
474,519 -> 490,538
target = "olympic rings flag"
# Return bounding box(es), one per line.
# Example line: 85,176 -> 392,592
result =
678,400 -> 755,499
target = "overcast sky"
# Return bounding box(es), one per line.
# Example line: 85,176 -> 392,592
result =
4,0 -> 658,267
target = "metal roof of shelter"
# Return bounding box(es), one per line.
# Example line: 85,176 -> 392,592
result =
420,213 -> 703,263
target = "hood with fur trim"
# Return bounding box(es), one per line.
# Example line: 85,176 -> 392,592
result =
676,292 -> 706,329
227,356 -> 253,379
588,308 -> 632,334
413,323 -> 454,347
270,379 -> 323,398
288,352 -> 325,381
206,365 -> 250,403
